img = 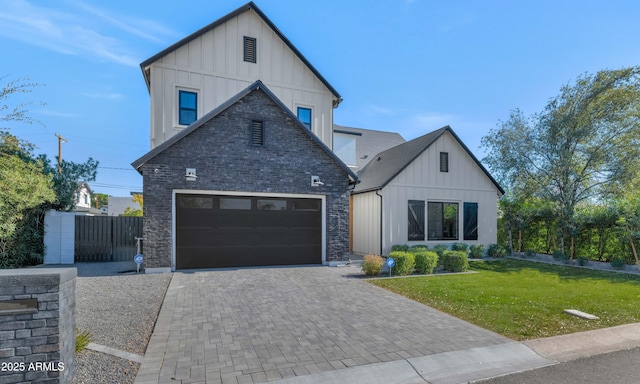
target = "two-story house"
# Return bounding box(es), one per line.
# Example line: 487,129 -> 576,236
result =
133,2 -> 503,272
133,2 -> 357,272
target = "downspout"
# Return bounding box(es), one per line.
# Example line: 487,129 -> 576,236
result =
376,190 -> 383,256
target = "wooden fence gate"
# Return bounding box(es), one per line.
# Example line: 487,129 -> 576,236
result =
74,216 -> 143,262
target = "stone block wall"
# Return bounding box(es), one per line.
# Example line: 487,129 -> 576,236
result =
0,268 -> 76,384
140,87 -> 353,269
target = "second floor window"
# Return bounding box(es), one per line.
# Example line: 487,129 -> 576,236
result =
179,90 -> 197,126
297,107 -> 311,130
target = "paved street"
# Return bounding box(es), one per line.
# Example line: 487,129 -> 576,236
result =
477,347 -> 640,384
134,265 -> 512,384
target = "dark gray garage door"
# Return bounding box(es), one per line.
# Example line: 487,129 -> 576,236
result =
175,194 -> 322,269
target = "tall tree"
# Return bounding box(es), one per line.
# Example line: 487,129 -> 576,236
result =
0,76 -> 43,127
482,67 -> 640,254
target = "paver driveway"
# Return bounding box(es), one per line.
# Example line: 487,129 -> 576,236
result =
135,265 -> 510,384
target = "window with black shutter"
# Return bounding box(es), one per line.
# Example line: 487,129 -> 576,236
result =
408,200 -> 425,241
463,202 -> 478,240
244,36 -> 257,63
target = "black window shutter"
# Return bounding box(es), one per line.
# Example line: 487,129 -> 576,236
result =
408,200 -> 425,241
463,202 -> 478,240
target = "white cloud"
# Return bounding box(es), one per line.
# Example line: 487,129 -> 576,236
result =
0,0 -> 176,67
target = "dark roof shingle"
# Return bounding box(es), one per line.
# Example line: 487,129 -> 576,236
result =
353,126 -> 504,194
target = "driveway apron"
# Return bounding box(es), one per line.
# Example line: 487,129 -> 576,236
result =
134,266 -> 510,384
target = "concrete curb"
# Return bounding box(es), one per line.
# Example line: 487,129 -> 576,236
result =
86,342 -> 144,363
272,342 -> 552,384
524,322 -> 640,362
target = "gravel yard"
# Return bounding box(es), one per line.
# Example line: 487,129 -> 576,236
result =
70,262 -> 171,384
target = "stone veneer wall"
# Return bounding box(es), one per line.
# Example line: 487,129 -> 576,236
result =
140,88 -> 352,269
0,268 -> 76,384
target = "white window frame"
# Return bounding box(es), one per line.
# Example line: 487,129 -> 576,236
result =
295,104 -> 314,130
175,86 -> 200,128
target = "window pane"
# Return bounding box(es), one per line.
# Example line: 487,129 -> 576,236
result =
179,110 -> 197,125
179,91 -> 197,125
408,200 -> 425,241
443,203 -> 458,240
179,91 -> 197,108
297,107 -> 311,129
428,202 -> 458,240
293,199 -> 320,211
177,195 -> 214,209
220,197 -> 251,210
464,202 -> 478,240
257,199 -> 287,210
333,133 -> 357,166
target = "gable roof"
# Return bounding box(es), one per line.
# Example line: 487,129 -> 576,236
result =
333,125 -> 406,170
131,80 -> 358,183
140,2 -> 341,104
353,126 -> 504,194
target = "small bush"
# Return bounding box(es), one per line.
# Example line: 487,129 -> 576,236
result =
391,244 -> 409,252
487,244 -> 507,258
552,250 -> 569,261
410,244 -> 428,252
442,250 -> 469,272
611,258 -> 626,270
469,244 -> 485,258
362,254 -> 384,276
524,249 -> 536,258
414,251 -> 439,274
451,243 -> 469,253
389,251 -> 415,276
431,244 -> 449,258
76,329 -> 92,353
577,257 -> 589,266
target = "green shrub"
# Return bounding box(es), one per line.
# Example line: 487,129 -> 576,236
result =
577,257 -> 589,266
552,250 -> 569,261
442,250 -> 469,272
524,249 -> 536,258
388,251 -> 415,276
611,258 -> 626,270
487,244 -> 507,258
391,244 -> 409,252
362,254 -> 384,276
451,243 -> 469,253
410,244 -> 428,252
431,244 -> 449,258
414,251 -> 439,274
469,244 -> 485,258
76,329 -> 92,353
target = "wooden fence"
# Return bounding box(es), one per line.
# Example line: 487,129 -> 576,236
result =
74,216 -> 142,262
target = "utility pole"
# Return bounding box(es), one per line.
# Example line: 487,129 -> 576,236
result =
55,133 -> 67,174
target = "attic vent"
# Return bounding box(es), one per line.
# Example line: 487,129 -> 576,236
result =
244,36 -> 257,63
251,120 -> 264,146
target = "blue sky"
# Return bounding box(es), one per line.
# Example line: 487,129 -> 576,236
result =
1,0 -> 639,196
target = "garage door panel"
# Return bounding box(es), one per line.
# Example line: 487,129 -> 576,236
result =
176,194 -> 322,269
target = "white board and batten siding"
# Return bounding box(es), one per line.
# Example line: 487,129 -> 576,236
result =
352,131 -> 501,256
352,191 -> 381,256
147,9 -> 336,149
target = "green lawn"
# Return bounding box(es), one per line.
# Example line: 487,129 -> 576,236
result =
369,259 -> 640,340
